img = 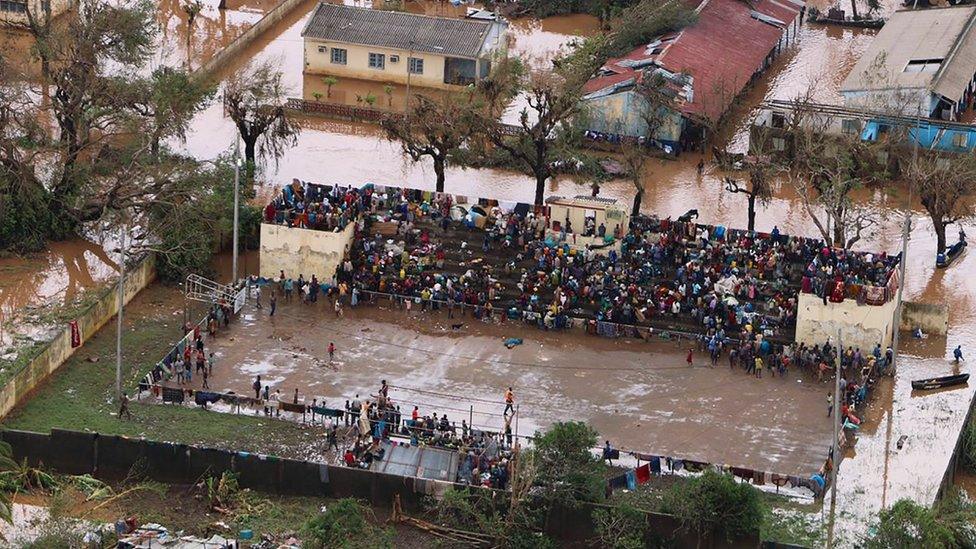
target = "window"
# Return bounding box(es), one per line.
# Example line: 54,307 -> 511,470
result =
904,58 -> 944,73
0,0 -> 27,12
331,48 -> 347,65
318,45 -> 326,53
368,52 -> 385,70
952,132 -> 969,148
408,57 -> 424,74
772,137 -> 786,151
841,119 -> 861,135
771,112 -> 786,129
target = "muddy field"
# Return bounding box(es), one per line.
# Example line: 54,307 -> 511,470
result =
171,295 -> 837,476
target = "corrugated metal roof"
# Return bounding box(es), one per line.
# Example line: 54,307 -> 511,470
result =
583,0 -> 801,121
840,6 -> 976,102
302,3 -> 493,59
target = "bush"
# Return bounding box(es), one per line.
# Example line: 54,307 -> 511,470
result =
300,498 -> 394,549
660,469 -> 764,544
593,503 -> 648,549
529,421 -> 607,506
431,487 -> 554,548
867,491 -> 976,549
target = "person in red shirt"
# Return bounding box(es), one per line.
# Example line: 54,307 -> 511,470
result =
686,348 -> 694,367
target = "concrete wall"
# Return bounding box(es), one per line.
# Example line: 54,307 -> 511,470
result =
194,0 -> 307,81
795,292 -> 897,350
583,91 -> 683,142
901,301 -> 949,336
259,223 -> 354,281
0,255 -> 156,419
304,40 -> 456,89
0,428 -> 761,547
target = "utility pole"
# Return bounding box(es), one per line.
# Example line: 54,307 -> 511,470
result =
831,328 -> 842,505
232,137 -> 241,283
404,40 -> 415,116
115,225 -> 127,403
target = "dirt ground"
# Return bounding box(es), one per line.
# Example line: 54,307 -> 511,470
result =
169,292 -> 833,476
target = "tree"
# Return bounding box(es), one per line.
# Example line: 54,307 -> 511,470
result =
181,0 -> 204,70
322,76 -> 338,98
383,84 -> 394,108
621,73 -> 675,217
481,38 -> 607,205
312,92 -> 323,102
528,421 -> 606,506
301,498 -> 394,549
722,159 -> 773,232
905,153 -> 976,255
661,470 -> 765,546
135,66 -> 215,158
867,492 -> 976,549
224,59 -> 301,185
381,94 -> 477,192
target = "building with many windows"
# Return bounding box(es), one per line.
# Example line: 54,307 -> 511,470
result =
301,3 -> 507,90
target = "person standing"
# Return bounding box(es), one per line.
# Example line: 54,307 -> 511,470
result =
253,375 -> 262,399
328,342 -> 335,363
270,292 -> 277,317
503,387 -> 515,416
201,367 -> 210,389
327,423 -> 339,453
954,345 -> 964,364
118,392 -> 132,420
686,348 -> 693,367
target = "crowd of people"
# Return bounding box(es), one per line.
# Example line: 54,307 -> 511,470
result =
315,185 -> 900,351
262,181 -> 371,233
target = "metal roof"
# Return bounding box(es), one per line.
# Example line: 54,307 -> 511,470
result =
302,3 -> 493,59
582,0 -> 802,121
840,6 -> 976,102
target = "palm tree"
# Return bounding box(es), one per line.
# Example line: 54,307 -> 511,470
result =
322,76 -> 338,98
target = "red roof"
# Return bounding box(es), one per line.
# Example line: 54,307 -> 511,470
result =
584,0 -> 803,122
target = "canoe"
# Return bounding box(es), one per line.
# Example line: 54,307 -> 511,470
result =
912,373 -> 970,391
937,240 -> 967,268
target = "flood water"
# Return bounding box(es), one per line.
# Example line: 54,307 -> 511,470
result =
4,0 -> 976,540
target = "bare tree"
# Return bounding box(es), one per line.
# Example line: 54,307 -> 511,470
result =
906,153 -> 976,255
182,0 -> 204,70
722,162 -> 772,232
381,93 -> 477,193
224,59 -> 301,184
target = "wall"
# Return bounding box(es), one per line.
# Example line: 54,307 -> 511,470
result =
900,300 -> 949,336
0,428 -> 761,548
194,0 -> 307,82
259,222 -> 355,281
303,39 -> 456,90
795,292 -> 897,350
583,91 -> 683,143
0,255 -> 156,419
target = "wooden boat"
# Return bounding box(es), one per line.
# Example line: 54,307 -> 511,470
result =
937,239 -> 967,268
810,15 -> 884,29
912,373 -> 970,391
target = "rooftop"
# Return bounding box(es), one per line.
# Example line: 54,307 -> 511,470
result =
839,6 -> 976,101
583,0 -> 803,121
301,3 -> 495,59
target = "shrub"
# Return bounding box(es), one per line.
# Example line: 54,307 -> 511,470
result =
660,469 -> 764,543
300,498 -> 393,549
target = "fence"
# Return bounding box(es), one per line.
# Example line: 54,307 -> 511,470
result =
0,255 -> 157,419
285,98 -> 522,135
0,428 -> 761,547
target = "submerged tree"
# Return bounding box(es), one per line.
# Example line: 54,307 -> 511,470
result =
0,0 -> 242,278
480,37 -> 607,205
867,491 -> 976,549
906,153 -> 976,255
224,59 -> 301,184
381,93 -> 478,193
723,159 -> 773,233
181,0 -> 203,69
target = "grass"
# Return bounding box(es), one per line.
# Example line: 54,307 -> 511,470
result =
2,284 -> 325,461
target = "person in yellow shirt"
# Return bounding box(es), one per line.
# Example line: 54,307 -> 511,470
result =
754,356 -> 763,379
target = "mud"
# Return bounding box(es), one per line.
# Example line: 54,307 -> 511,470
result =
179,297 -> 835,475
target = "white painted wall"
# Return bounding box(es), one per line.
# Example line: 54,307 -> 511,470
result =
795,292 -> 898,351
259,223 -> 355,283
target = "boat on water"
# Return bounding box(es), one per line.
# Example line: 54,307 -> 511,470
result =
937,239 -> 967,268
911,373 -> 970,391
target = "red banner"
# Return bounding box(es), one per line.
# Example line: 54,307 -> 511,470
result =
70,320 -> 81,348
